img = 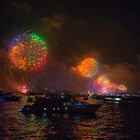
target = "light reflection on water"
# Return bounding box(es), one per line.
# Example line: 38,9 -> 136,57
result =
0,101 -> 140,140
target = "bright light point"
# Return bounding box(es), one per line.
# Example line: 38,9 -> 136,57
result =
115,98 -> 121,101
19,85 -> 28,94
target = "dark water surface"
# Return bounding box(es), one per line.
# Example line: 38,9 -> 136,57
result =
0,100 -> 140,140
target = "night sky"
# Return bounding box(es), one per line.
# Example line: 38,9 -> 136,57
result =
0,0 -> 140,92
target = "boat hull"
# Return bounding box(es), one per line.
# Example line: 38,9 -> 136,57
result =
19,104 -> 102,114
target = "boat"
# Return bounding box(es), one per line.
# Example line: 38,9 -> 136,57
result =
92,94 -> 140,106
0,91 -> 21,102
19,93 -> 102,114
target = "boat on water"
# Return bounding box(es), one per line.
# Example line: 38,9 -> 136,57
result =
19,93 -> 102,114
0,91 -> 21,102
92,94 -> 140,106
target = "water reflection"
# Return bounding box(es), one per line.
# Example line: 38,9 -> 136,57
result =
0,102 -> 140,140
21,113 -> 97,140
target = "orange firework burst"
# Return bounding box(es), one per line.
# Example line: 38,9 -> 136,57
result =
9,44 -> 27,70
95,75 -> 111,86
73,57 -> 99,78
119,84 -> 127,91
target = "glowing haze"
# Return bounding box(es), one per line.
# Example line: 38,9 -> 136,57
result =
94,75 -> 127,94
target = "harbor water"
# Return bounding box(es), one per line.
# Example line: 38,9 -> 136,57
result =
0,99 -> 140,140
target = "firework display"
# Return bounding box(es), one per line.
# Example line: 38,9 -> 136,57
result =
8,33 -> 47,71
18,84 -> 28,94
2,31 -> 129,94
95,75 -> 110,86
73,57 -> 99,78
95,75 -> 127,94
118,84 -> 127,92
